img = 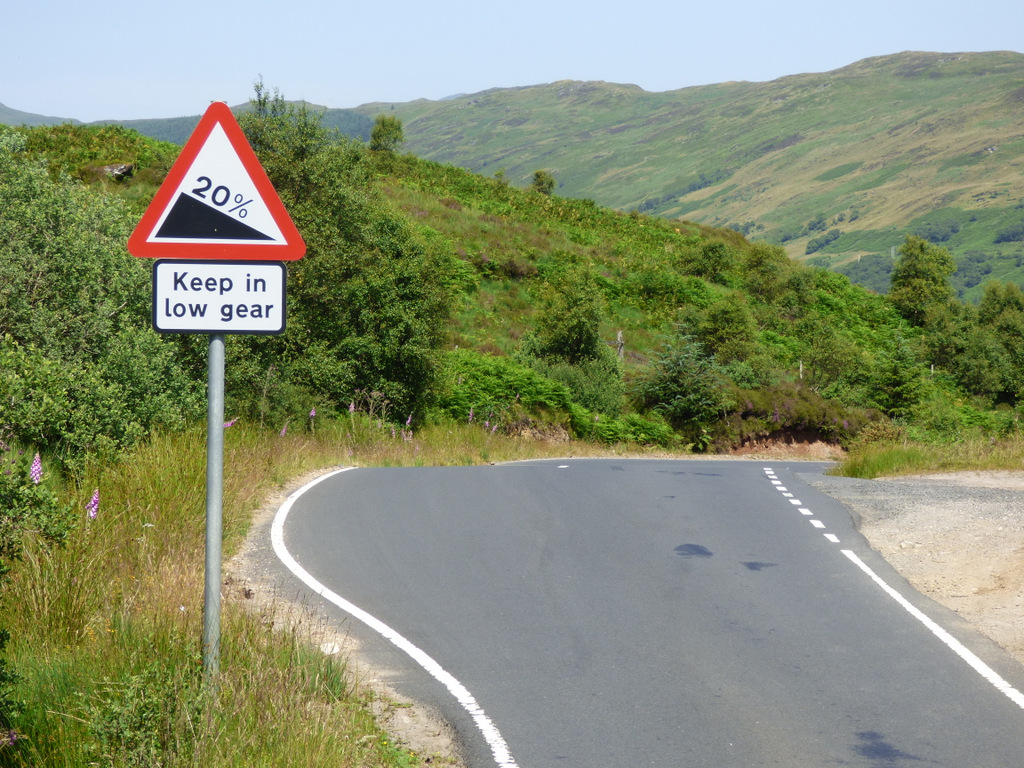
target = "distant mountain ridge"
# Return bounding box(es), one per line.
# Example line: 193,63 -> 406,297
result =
0,101 -> 374,145
5,50 -> 1024,297
0,101 -> 79,127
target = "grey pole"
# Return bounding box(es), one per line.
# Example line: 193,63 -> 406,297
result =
203,333 -> 226,677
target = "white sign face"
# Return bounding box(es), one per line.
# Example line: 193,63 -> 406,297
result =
152,260 -> 286,334
144,124 -> 287,246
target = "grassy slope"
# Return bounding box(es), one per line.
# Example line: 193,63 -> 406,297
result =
355,52 -> 1024,299
375,152 -> 901,405
379,153 -> 724,367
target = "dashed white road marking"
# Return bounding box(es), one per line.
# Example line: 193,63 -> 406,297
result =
272,468 -> 521,768
842,549 -> 1024,711
765,466 -> 1024,711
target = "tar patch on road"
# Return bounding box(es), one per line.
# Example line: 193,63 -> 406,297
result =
675,544 -> 713,558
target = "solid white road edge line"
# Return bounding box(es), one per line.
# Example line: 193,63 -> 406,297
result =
841,549 -> 1024,710
270,467 -> 521,768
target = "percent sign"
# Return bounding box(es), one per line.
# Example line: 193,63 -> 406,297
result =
191,176 -> 254,218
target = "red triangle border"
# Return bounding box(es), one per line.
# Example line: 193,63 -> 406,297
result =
128,102 -> 305,261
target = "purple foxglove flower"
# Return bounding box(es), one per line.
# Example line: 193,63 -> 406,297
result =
309,408 -> 316,419
86,489 -> 100,519
223,418 -> 237,428
30,454 -> 42,484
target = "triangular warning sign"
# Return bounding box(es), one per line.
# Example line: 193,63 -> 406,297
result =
128,102 -> 305,261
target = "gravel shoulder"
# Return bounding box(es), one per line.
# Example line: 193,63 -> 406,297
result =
806,470 -> 1024,666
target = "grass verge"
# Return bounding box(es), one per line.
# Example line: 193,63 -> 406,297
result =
832,435 -> 1024,478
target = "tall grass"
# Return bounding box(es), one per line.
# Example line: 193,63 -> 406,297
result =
0,415 -> 637,766
832,435 -> 1024,478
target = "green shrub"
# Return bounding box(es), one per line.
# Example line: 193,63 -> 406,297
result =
521,348 -> 624,416
805,228 -> 842,254
631,337 -> 733,447
994,221 -> 1024,244
905,390 -> 1020,442
567,407 -> 679,447
434,349 -> 574,426
914,219 -> 961,243
435,350 -> 677,446
722,382 -> 880,448
0,337 -> 201,468
520,263 -> 607,364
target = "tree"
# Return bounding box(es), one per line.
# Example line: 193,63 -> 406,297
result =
867,333 -> 924,418
741,241 -> 791,301
975,282 -> 1024,401
888,235 -> 956,326
238,87 -> 452,420
522,265 -> 605,364
689,240 -> 736,284
678,291 -> 757,364
369,114 -> 404,153
530,169 -> 556,196
632,335 -> 733,448
518,265 -> 623,414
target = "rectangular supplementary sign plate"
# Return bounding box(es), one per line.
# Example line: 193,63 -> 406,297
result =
152,260 -> 286,334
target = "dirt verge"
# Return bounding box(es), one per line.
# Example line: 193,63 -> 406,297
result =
847,471 -> 1024,665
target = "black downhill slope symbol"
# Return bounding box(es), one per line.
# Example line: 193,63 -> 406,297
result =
155,193 -> 274,240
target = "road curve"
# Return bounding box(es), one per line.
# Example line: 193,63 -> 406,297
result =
273,459 -> 1024,767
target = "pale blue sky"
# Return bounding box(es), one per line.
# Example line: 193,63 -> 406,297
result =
5,0 -> 1023,122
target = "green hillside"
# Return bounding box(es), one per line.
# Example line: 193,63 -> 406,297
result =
354,51 -> 1024,300
6,94 -> 1024,765
6,99 -> 1024,458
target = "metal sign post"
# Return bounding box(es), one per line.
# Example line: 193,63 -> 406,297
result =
203,333 -> 226,676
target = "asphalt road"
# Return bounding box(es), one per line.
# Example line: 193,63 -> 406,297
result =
274,459 -> 1024,767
